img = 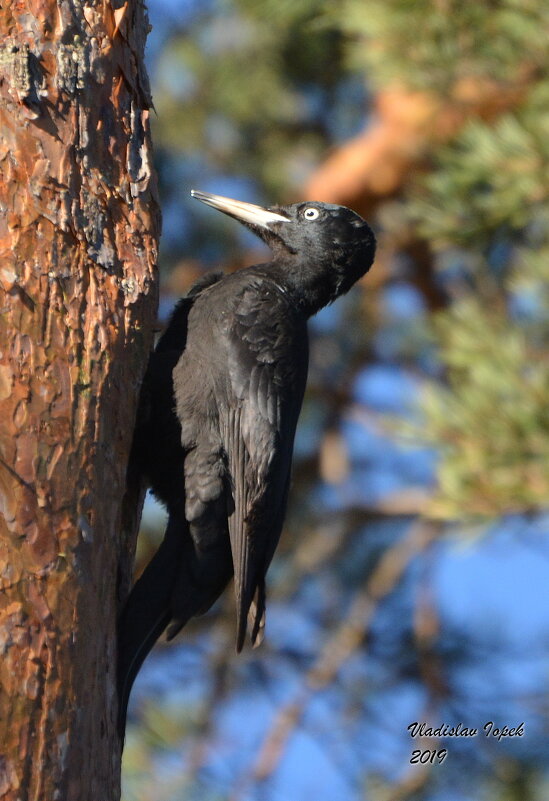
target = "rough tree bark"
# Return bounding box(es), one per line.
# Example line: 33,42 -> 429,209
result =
0,1 -> 159,799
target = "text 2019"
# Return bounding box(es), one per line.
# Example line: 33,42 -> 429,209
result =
410,749 -> 447,765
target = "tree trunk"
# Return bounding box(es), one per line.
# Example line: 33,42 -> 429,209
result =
0,2 -> 159,799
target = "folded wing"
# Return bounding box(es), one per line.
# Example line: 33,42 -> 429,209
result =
221,278 -> 308,650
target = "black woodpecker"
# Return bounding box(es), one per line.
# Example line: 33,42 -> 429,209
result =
117,191 -> 376,737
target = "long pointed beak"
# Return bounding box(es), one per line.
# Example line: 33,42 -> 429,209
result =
191,189 -> 289,229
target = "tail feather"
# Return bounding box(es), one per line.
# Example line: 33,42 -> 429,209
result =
228,407 -> 261,653
117,516 -> 183,740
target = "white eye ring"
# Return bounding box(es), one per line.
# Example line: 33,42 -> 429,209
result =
303,207 -> 320,220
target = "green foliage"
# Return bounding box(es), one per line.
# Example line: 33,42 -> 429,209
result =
511,244 -> 549,316
420,298 -> 549,519
329,0 -> 549,91
409,85 -> 549,251
389,18 -> 549,517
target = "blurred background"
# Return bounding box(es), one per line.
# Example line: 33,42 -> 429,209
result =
122,2 -> 549,799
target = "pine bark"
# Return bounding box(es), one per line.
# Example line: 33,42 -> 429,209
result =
0,1 -> 159,799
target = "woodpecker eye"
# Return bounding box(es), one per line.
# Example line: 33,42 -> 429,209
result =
303,207 -> 320,220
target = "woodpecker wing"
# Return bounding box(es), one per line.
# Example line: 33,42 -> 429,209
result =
221,276 -> 308,650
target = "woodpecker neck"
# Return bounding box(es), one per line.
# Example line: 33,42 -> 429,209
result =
258,242 -> 365,317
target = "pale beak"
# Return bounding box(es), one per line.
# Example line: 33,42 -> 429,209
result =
191,189 -> 289,228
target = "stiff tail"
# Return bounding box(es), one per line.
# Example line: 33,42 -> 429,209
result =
117,516 -> 183,741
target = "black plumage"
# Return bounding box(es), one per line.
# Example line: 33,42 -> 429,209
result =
117,191 -> 376,737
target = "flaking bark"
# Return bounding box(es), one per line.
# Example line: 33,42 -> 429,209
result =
0,1 -> 159,798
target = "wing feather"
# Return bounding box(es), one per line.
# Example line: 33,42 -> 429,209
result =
226,406 -> 253,650
221,279 -> 308,649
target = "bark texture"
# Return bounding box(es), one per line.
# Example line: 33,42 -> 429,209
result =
0,1 -> 159,799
